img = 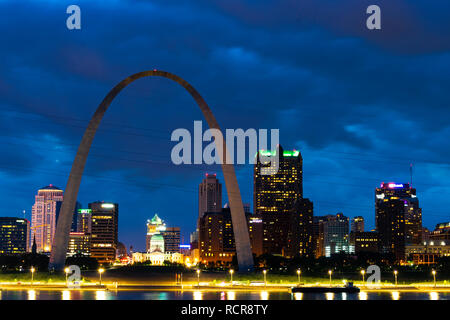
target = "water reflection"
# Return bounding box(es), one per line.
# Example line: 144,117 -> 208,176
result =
158,292 -> 168,300
28,290 -> 36,300
62,290 -> 71,300
193,291 -> 203,300
260,291 -> 269,300
227,291 -> 236,300
391,291 -> 400,300
293,292 -> 303,300
96,290 -> 106,300
0,289 -> 449,300
430,292 -> 439,300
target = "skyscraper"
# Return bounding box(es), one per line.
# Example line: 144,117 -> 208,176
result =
89,201 -> 118,264
77,208 -> 92,234
313,216 -> 327,258
376,182 -> 422,261
351,216 -> 364,233
350,231 -> 379,254
0,217 -> 29,254
322,213 -> 352,257
198,206 -> 262,264
198,173 -> 222,220
254,145 -> 310,257
72,201 -> 82,232
67,232 -> 91,257
286,198 -> 314,258
30,185 -> 63,253
162,227 -> 181,253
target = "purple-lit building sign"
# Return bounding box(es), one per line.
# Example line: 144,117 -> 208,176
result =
388,183 -> 404,188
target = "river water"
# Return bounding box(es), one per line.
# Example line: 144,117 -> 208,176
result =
0,290 -> 448,300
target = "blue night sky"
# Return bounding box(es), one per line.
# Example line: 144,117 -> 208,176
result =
1,0 -> 449,251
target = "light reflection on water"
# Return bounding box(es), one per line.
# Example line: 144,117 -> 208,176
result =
260,291 -> 269,300
27,290 -> 36,300
359,292 -> 368,300
391,291 -> 400,300
96,290 -> 106,300
227,291 -> 236,300
62,290 -> 70,300
293,292 -> 303,300
193,291 -> 202,300
0,289 -> 448,300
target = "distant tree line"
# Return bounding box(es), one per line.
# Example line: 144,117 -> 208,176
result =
0,253 -> 99,272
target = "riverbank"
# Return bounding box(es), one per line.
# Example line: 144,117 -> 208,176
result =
2,281 -> 450,293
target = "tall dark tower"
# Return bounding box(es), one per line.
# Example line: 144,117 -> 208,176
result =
32,235 -> 37,255
198,173 -> 222,220
375,182 -> 422,262
254,145 -> 311,257
89,201 -> 118,264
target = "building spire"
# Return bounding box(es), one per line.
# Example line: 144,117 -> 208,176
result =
410,163 -> 413,187
32,235 -> 37,255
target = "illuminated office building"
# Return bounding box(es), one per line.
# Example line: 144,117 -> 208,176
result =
313,216 -> 326,258
198,173 -> 222,221
254,146 -> 311,257
194,174 -> 222,251
429,222 -> 450,242
30,185 -> 63,253
406,240 -> 450,265
351,216 -> 364,232
198,207 -> 263,264
162,227 -> 181,253
67,232 -> 91,257
286,198 -> 314,258
77,208 -> 92,234
323,213 -> 353,257
89,201 -> 118,264
350,231 -> 379,254
375,183 -> 422,261
0,217 -> 29,254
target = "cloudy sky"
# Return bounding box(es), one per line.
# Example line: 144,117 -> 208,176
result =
1,0 -> 449,250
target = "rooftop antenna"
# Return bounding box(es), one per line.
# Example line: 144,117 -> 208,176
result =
22,210 -> 26,219
410,163 -> 413,187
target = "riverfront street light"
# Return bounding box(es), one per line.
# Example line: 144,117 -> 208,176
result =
64,267 -> 70,286
361,270 -> 365,284
229,269 -> 234,284
196,269 -> 201,287
297,269 -> 301,285
394,270 -> 398,286
432,270 -> 437,287
328,270 -> 332,286
30,267 -> 35,286
98,268 -> 105,286
263,270 -> 267,287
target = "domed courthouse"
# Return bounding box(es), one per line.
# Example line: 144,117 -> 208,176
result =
132,214 -> 184,265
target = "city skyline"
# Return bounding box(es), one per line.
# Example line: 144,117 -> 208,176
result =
11,166 -> 442,254
1,0 -> 450,252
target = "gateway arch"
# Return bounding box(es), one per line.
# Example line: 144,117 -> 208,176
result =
49,70 -> 254,272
